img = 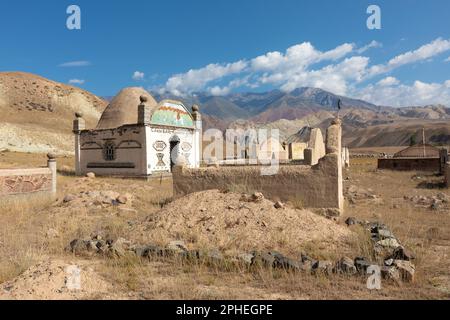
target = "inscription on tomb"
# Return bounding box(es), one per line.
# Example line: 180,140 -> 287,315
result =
0,174 -> 52,195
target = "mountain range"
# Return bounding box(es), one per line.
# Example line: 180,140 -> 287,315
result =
0,71 -> 449,154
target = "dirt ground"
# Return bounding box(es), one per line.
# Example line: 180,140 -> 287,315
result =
0,152 -> 449,300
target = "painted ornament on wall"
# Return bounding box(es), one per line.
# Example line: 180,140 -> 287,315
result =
156,153 -> 166,167
153,141 -> 167,152
181,142 -> 192,152
150,100 -> 194,128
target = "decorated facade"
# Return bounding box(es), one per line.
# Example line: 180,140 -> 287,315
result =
73,87 -> 202,178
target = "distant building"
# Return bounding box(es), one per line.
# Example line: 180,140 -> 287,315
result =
393,144 -> 441,158
378,144 -> 448,172
73,87 -> 202,178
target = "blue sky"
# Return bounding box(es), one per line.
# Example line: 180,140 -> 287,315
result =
1,0 -> 450,106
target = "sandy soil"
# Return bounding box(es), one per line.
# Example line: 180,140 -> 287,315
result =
136,190 -> 354,257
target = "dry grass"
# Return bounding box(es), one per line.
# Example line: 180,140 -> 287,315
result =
0,152 -> 449,299
0,194 -> 53,282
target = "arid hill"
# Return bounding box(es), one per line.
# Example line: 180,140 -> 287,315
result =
0,72 -> 107,154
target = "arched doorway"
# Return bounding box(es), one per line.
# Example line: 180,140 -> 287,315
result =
169,135 -> 181,171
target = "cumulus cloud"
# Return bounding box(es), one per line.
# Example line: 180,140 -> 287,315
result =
132,71 -> 145,81
377,76 -> 400,87
158,38 -> 450,106
59,60 -> 91,67
357,40 -> 382,54
445,56 -> 450,62
68,79 -> 85,85
163,61 -> 247,96
354,80 -> 450,107
368,38 -> 450,76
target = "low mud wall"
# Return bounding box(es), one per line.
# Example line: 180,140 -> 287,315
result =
173,119 -> 344,214
0,155 -> 57,197
378,158 -> 441,172
173,153 -> 343,213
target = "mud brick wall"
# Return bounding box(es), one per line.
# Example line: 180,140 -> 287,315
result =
173,153 -> 343,212
377,158 -> 441,172
173,120 -> 344,213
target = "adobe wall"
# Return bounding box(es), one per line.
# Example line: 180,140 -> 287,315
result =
377,158 -> 441,172
0,155 -> 57,197
173,119 -> 344,214
78,124 -> 147,177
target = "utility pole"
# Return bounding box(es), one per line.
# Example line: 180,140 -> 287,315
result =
422,128 -> 426,158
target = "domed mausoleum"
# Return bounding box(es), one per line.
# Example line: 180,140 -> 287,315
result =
73,87 -> 202,178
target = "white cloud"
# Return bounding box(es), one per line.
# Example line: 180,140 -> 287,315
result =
132,71 -> 145,81
59,61 -> 91,67
445,56 -> 450,62
68,79 -> 85,85
369,38 -> 450,76
357,40 -> 382,54
279,56 -> 370,95
163,60 -> 247,96
377,76 -> 400,87
355,80 -> 450,107
158,38 -> 450,106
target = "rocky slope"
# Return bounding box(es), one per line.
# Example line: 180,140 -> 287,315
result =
0,72 -> 107,154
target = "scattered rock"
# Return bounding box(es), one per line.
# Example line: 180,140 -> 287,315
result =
393,260 -> 415,282
274,201 -> 284,209
106,238 -> 130,258
205,249 -> 224,263
345,217 -> 357,226
381,266 -> 401,284
250,192 -> 264,203
376,238 -> 401,250
384,258 -> 394,266
335,257 -> 357,275
68,239 -> 89,254
236,253 -> 254,265
354,257 -> 372,274
63,194 -> 76,203
312,260 -> 333,275
86,172 -> 95,178
116,195 -> 128,205
251,251 -> 275,268
390,246 -> 415,261
271,252 -> 301,271
166,240 -> 188,253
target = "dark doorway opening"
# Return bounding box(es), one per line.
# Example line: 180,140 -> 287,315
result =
170,136 -> 180,171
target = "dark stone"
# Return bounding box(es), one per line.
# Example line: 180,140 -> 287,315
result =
68,239 -> 89,254
236,253 -> 254,265
345,217 -> 357,226
206,249 -> 224,263
300,253 -> 317,266
272,253 -> 301,271
63,194 -> 76,203
354,257 -> 372,274
391,246 -> 415,261
251,251 -> 275,268
381,266 -> 401,284
335,257 -> 357,274
180,250 -> 201,260
378,228 -> 395,239
274,201 -> 284,209
312,260 -> 333,274
394,260 -> 416,282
